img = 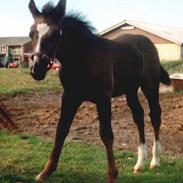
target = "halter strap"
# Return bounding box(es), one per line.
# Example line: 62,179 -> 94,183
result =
31,30 -> 61,71
31,53 -> 52,70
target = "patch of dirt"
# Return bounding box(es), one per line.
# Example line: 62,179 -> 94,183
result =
0,89 -> 183,157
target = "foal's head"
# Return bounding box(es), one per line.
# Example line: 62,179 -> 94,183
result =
29,0 -> 66,80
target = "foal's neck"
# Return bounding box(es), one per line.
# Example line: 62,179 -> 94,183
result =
58,15 -> 96,66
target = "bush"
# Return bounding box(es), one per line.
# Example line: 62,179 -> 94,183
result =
161,60 -> 183,74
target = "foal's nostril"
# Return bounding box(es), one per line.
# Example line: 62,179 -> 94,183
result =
42,54 -> 46,60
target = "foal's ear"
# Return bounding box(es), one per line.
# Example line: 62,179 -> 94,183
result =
29,0 -> 40,19
55,0 -> 66,21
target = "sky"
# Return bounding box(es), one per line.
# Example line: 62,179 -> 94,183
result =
1,0 -> 183,37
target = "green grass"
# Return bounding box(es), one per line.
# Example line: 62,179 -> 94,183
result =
0,130 -> 183,183
0,61 -> 183,96
161,60 -> 183,74
0,68 -> 62,96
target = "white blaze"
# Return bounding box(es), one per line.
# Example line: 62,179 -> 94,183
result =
35,23 -> 50,54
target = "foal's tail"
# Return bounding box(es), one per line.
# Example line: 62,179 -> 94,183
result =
160,65 -> 171,85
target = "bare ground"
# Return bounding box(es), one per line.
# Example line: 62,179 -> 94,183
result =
0,88 -> 183,157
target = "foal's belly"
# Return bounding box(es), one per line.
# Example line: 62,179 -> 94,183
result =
111,77 -> 127,97
112,85 -> 125,97
111,75 -> 138,97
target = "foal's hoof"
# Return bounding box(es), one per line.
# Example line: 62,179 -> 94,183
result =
35,172 -> 48,182
107,177 -> 117,183
133,167 -> 143,174
150,164 -> 160,170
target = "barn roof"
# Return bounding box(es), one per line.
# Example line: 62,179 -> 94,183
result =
0,37 -> 31,46
100,19 -> 183,45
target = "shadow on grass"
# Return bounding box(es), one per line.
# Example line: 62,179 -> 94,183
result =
0,170 -> 104,183
1,167 -> 183,183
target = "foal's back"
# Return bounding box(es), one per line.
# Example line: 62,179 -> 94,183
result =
102,38 -> 143,96
114,34 -> 165,88
115,34 -> 160,69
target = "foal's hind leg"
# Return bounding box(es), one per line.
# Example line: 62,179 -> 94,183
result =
96,95 -> 118,183
141,86 -> 162,169
36,93 -> 81,181
126,91 -> 147,173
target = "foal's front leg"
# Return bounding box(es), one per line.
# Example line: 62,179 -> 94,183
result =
97,95 -> 118,183
36,93 -> 81,181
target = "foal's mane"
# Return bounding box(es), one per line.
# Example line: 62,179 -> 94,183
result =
42,2 -> 96,35
64,14 -> 96,35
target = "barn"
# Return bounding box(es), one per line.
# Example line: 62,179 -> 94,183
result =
100,19 -> 183,61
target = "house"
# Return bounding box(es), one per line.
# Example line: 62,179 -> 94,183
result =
0,37 -> 32,66
100,20 -> 183,61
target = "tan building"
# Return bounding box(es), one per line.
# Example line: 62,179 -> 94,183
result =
100,20 -> 183,61
0,37 -> 32,66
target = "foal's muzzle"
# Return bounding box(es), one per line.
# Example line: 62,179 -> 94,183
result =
31,53 -> 53,69
30,53 -> 53,81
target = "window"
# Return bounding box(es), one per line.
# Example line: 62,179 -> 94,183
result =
181,46 -> 183,57
0,46 -> 6,54
9,46 -> 21,55
14,47 -> 21,55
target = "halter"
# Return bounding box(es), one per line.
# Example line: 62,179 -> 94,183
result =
31,30 -> 62,71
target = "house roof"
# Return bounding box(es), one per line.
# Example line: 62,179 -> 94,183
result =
0,36 -> 31,46
99,19 -> 183,45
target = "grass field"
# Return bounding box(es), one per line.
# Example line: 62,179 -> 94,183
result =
0,68 -> 62,96
0,61 -> 183,95
0,130 -> 183,183
0,60 -> 183,96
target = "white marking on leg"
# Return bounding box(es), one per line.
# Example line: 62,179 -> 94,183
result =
35,172 -> 44,181
133,144 -> 147,173
150,141 -> 161,169
34,23 -> 50,62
